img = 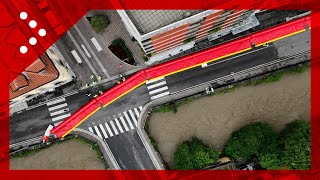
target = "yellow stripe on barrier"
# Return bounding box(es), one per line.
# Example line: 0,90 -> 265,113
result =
103,81 -> 147,108
256,29 -> 306,47
61,27 -> 308,138
62,107 -> 101,138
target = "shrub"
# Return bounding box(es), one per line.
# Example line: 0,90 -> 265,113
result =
278,120 -> 310,170
223,122 -> 278,161
91,15 -> 110,33
112,39 -> 133,59
173,137 -> 220,170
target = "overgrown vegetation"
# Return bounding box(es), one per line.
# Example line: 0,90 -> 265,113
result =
223,122 -> 278,162
223,120 -> 310,170
90,15 -> 110,33
173,137 -> 221,170
184,37 -> 195,44
153,99 -> 193,113
208,27 -> 222,34
278,120 -> 310,170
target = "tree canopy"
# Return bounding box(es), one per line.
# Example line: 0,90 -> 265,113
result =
90,15 -> 110,33
173,137 -> 221,170
223,122 -> 278,161
278,120 -> 310,170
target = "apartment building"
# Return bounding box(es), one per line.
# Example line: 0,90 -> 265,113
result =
117,9 -> 258,62
9,46 -> 73,105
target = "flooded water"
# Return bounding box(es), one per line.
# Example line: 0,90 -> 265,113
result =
148,70 -> 310,168
10,139 -> 106,170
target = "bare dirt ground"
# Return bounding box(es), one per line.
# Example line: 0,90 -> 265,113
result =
148,70 -> 310,168
10,139 -> 105,170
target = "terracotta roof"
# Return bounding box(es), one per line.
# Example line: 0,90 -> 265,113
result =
10,74 -> 28,92
9,53 -> 59,100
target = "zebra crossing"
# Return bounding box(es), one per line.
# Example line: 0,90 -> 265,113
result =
46,98 -> 71,122
88,106 -> 143,139
146,77 -> 170,100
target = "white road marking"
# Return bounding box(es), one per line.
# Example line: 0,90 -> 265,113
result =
134,108 -> 140,119
88,127 -> 94,133
104,122 -> 114,137
73,25 -> 109,77
149,86 -> 168,95
119,116 -> 129,131
201,63 -> 208,68
151,91 -> 170,100
139,106 -> 143,111
54,121 -> 62,127
47,98 -> 66,106
146,77 -> 164,84
110,121 -> 119,135
114,118 -> 124,133
48,103 -> 68,111
93,126 -> 103,139
67,30 -> 98,77
81,44 -> 91,58
71,50 -> 83,64
99,124 -> 108,138
147,81 -> 166,90
50,108 -> 68,116
123,111 -> 134,130
128,109 -> 138,127
90,37 -> 103,52
51,113 -> 71,121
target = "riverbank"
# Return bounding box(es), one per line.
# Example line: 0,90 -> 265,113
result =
147,69 -> 310,168
10,138 -> 106,170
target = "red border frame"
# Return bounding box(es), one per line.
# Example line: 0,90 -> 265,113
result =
0,0 -> 319,179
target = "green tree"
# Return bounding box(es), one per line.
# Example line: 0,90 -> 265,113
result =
223,122 -> 278,161
173,137 -> 220,170
278,120 -> 310,170
90,15 -> 110,33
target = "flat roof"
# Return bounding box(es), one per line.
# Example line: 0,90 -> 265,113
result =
125,10 -> 205,34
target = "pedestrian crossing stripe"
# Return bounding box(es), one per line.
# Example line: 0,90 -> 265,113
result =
47,98 -> 71,122
146,77 -> 170,100
88,106 -> 143,139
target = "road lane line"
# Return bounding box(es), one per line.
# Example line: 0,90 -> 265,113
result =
71,50 -> 83,64
81,44 -> 91,58
104,122 -> 114,137
50,108 -> 69,116
128,109 -> 138,127
93,126 -> 103,139
47,98 -> 66,106
90,37 -> 103,52
119,116 -> 129,131
110,121 -> 119,135
66,31 -> 98,77
48,103 -> 68,111
146,77 -> 164,84
73,25 -> 110,77
149,86 -> 168,95
134,108 -> 140,118
114,118 -> 124,133
99,124 -> 108,138
147,81 -> 166,90
151,91 -> 170,100
88,127 -> 94,133
123,111 -> 134,130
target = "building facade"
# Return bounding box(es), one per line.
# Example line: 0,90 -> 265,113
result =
117,9 -> 259,62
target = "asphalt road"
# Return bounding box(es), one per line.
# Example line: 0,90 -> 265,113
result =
10,27 -> 310,169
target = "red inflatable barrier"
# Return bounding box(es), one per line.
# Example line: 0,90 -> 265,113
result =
49,16 -> 311,139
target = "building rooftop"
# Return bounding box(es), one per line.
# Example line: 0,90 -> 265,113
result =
9,53 -> 59,100
125,10 -> 204,34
